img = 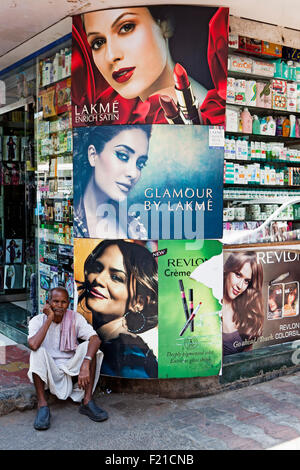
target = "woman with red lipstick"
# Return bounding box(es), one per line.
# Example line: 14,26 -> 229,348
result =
72,6 -> 228,125
76,239 -> 158,378
222,252 -> 264,356
73,125 -> 151,239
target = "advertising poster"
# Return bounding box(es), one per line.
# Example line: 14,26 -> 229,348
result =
74,238 -> 223,379
158,239 -> 223,378
73,125 -> 224,240
72,5 -> 228,127
222,248 -> 300,357
3,136 -> 19,161
4,264 -> 23,290
74,238 -> 159,379
5,239 -> 23,264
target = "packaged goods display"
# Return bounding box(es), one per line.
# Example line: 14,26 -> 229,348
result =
36,44 -> 74,310
225,35 -> 300,240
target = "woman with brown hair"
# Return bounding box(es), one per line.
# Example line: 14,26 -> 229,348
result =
76,239 -> 158,378
222,251 -> 264,356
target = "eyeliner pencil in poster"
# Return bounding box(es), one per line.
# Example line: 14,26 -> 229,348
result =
173,63 -> 202,125
179,302 -> 202,337
179,279 -> 190,323
159,95 -> 185,124
189,288 -> 194,332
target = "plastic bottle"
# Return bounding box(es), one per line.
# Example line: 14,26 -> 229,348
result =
241,108 -> 253,134
296,119 -> 300,138
250,141 -> 256,160
235,138 -> 242,159
255,141 -> 261,160
224,137 -> 231,159
241,139 -> 249,160
252,115 -> 261,135
276,116 -> 284,136
260,141 -> 266,160
267,116 -> 276,136
290,115 -> 296,137
230,137 -> 236,159
260,117 -> 268,135
282,117 -> 291,137
53,53 -> 59,83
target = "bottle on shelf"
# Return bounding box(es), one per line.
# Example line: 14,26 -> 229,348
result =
241,107 -> 252,133
282,116 -> 291,137
252,115 -> 260,134
290,114 -> 296,138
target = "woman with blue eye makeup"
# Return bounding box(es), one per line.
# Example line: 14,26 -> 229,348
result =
76,239 -> 158,378
222,252 -> 264,356
73,125 -> 151,239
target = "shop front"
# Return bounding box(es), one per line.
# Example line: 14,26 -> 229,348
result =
0,59 -> 36,345
0,4 -> 299,398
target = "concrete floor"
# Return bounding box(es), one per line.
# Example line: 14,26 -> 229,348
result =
2,371 -> 300,450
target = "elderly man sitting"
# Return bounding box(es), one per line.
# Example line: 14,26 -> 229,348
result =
27,286 -> 108,430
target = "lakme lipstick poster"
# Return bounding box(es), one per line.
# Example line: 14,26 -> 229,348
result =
71,5 -> 229,126
222,248 -> 300,358
73,125 -> 224,240
74,238 -> 223,379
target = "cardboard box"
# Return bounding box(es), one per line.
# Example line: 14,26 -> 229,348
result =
272,94 -> 287,111
262,41 -> 282,57
252,60 -> 275,77
229,34 -> 239,49
246,37 -> 262,54
230,55 -> 253,74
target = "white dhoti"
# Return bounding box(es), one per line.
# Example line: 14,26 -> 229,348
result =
27,341 -> 103,403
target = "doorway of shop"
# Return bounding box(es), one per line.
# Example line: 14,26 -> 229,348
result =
0,98 -> 36,346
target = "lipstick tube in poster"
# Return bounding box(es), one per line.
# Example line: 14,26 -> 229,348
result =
189,288 -> 194,332
179,302 -> 202,337
179,279 -> 190,323
173,63 -> 201,125
159,95 -> 185,124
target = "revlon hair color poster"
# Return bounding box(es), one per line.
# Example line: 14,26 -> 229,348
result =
72,5 -> 228,126
74,238 -> 223,379
222,248 -> 300,358
73,125 -> 224,240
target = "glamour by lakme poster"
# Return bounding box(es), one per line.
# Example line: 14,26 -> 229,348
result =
71,5 -> 228,126
73,125 -> 224,240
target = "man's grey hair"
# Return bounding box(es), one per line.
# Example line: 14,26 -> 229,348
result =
48,287 -> 70,302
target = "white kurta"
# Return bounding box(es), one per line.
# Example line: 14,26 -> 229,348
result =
27,313 -> 103,403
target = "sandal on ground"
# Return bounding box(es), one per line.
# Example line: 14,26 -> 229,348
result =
34,406 -> 51,430
79,400 -> 108,422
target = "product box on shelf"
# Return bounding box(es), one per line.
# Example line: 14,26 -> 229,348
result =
41,86 -> 56,118
256,81 -> 272,108
56,78 -> 71,115
262,41 -> 282,57
234,79 -> 246,105
272,79 -> 287,111
245,80 -> 257,107
252,60 -> 275,77
229,34 -> 239,49
226,77 -> 235,104
239,36 -> 262,54
230,55 -> 253,74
